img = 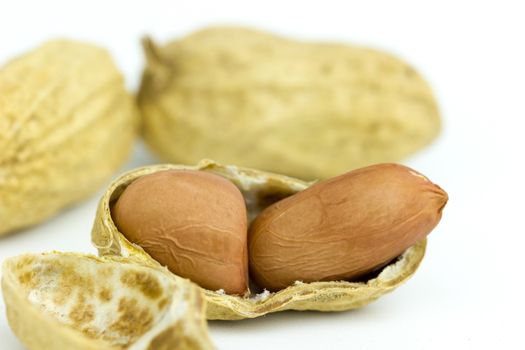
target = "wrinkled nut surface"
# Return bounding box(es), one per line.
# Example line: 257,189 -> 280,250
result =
1,252 -> 214,350
139,27 -> 440,180
112,170 -> 249,295
0,40 -> 137,235
93,160 -> 430,320
249,163 -> 448,291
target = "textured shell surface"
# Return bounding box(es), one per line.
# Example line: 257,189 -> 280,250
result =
0,40 -> 137,235
138,27 -> 440,180
92,160 -> 427,320
1,252 -> 214,350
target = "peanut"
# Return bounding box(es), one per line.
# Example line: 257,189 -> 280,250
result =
0,40 -> 137,235
111,170 -> 249,295
93,160 -> 436,319
249,163 -> 448,291
139,27 -> 440,180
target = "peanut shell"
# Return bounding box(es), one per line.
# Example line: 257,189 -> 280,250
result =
138,27 -> 440,180
92,160 -> 427,320
1,252 -> 214,350
0,40 -> 137,235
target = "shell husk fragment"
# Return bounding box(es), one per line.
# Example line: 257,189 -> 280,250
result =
92,160 -> 426,320
0,39 -> 137,235
1,252 -> 214,349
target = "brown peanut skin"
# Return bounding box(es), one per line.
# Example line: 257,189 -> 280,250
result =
112,170 -> 248,295
248,163 -> 448,291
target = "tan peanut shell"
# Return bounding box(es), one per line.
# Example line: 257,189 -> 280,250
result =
138,27 -> 440,180
1,252 -> 214,350
92,160 -> 427,320
0,40 -> 137,235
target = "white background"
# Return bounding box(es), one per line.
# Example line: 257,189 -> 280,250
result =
1,1 -> 524,349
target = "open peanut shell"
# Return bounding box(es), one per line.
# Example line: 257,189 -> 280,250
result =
92,159 -> 426,320
1,252 -> 214,349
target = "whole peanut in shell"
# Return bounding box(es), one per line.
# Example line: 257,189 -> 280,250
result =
0,40 -> 137,235
139,27 -> 440,180
112,170 -> 249,295
249,163 -> 448,291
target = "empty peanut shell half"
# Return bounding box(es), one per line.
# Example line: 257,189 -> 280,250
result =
92,159 -> 427,320
1,252 -> 214,350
